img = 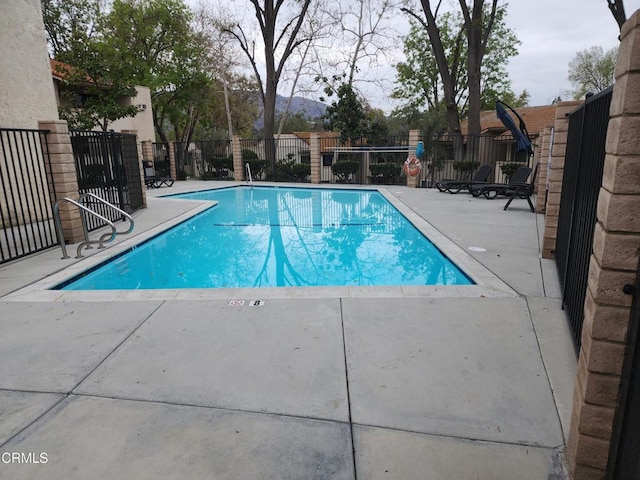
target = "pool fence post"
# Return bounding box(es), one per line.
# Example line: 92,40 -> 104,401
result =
38,119 -> 85,245
168,141 -> 177,181
310,133 -> 321,184
232,135 -> 244,181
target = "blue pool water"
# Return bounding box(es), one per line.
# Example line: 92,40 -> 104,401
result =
59,186 -> 472,290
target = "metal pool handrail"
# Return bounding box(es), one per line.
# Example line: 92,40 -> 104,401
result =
53,194 -> 134,259
245,162 -> 253,187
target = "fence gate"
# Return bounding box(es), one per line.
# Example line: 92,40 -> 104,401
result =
70,131 -> 143,231
555,86 -> 613,350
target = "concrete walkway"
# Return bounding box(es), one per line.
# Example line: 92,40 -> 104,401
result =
0,182 -> 576,479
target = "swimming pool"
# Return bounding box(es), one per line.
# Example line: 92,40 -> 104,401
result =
58,186 -> 472,290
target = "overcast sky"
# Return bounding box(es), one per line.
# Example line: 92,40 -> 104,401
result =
199,0 -> 639,112
504,0 -> 636,106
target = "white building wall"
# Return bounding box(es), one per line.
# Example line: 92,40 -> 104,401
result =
109,86 -> 156,142
0,0 -> 58,128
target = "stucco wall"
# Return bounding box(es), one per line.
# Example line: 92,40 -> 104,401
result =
0,0 -> 58,129
109,86 -> 156,142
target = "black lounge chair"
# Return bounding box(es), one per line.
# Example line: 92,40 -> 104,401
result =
503,163 -> 540,212
145,175 -> 174,188
435,164 -> 493,194
143,160 -> 174,189
469,166 -> 532,199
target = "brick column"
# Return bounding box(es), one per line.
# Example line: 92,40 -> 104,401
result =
406,129 -> 420,188
141,140 -> 153,162
168,141 -> 177,181
38,120 -> 84,244
542,101 -> 582,258
566,10 -> 640,479
310,133 -> 321,184
535,127 -> 553,213
232,135 -> 244,181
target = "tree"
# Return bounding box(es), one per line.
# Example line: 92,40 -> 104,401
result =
54,46 -> 139,131
226,0 -> 313,173
396,3 -> 525,135
101,0 -> 211,149
323,82 -> 368,144
42,0 -> 139,131
568,46 -> 617,99
41,0 -> 103,58
402,0 -> 502,138
191,4 -> 261,140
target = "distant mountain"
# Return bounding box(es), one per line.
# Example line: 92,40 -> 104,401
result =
255,94 -> 328,129
275,94 -> 327,119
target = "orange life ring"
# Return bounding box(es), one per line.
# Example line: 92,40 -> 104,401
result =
403,155 -> 422,177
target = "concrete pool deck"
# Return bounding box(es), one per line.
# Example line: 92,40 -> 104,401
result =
0,181 -> 576,479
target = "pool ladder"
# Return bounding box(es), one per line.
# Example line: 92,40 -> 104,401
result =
53,193 -> 135,259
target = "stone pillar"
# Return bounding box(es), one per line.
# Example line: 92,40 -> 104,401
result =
141,140 -> 153,162
38,119 -> 84,244
542,100 -> 582,258
168,141 -> 177,181
406,129 -> 420,188
535,127 -> 553,213
310,133 -> 321,184
566,10 -> 640,479
232,135 -> 244,181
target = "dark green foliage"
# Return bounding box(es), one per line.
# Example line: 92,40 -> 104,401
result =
452,161 -> 480,176
290,163 -> 311,181
203,156 -> 233,180
323,83 -> 367,145
176,168 -> 188,180
206,156 -> 234,171
267,160 -> 311,182
500,162 -> 523,179
369,163 -> 401,178
331,160 -> 359,183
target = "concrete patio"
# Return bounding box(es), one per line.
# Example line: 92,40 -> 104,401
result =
0,182 -> 576,479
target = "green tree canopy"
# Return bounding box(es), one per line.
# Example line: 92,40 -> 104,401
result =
568,45 -> 617,99
43,0 -> 139,131
394,4 -> 527,135
323,83 -> 368,145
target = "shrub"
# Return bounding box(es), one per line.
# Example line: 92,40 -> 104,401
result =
331,160 -> 359,183
452,161 -> 480,177
206,156 -> 233,171
369,163 -> 400,178
290,162 -> 311,182
500,162 -> 524,180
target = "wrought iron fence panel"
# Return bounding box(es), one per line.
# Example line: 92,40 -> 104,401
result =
70,131 -> 143,231
0,128 -> 59,264
555,86 -> 613,350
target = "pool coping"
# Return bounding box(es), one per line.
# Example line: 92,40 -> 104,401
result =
2,184 -> 517,302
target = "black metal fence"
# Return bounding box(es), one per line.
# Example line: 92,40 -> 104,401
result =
416,134 -> 532,188
70,131 -> 144,231
555,86 -> 613,350
150,133 -> 531,186
0,128 -> 59,264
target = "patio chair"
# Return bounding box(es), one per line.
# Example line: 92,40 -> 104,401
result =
143,160 -> 174,189
435,164 -> 492,194
469,166 -> 532,199
503,163 -> 540,212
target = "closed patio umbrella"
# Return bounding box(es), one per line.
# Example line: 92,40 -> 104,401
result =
496,100 -> 533,156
